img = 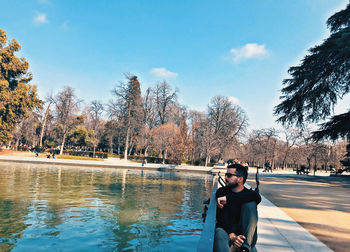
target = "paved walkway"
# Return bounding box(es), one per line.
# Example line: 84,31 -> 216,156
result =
256,194 -> 332,251
246,171 -> 333,251
0,155 -> 212,173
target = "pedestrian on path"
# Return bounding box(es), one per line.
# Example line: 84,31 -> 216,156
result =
264,161 -> 272,173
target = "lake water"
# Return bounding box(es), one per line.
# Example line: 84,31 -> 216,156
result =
0,162 -> 213,251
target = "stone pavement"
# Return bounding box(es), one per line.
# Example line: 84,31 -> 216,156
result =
246,171 -> 332,251
0,155 -> 212,173
256,194 -> 332,251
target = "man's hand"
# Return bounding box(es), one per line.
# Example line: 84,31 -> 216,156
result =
229,233 -> 246,248
228,232 -> 236,241
233,235 -> 246,248
217,196 -> 227,208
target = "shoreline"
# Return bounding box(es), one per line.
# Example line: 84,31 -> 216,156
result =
0,155 -> 213,174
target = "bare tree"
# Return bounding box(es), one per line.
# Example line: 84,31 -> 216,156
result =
280,128 -> 302,169
188,110 -> 203,164
151,123 -> 182,164
53,86 -> 81,155
143,87 -> 157,128
261,128 -> 278,168
207,95 -> 248,160
12,110 -> 41,150
200,117 -> 217,166
246,130 -> 266,167
89,100 -> 104,157
39,93 -> 54,148
153,81 -> 178,126
139,87 -> 157,156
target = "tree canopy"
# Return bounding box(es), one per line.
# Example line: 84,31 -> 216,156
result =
0,29 -> 42,143
274,2 -> 350,142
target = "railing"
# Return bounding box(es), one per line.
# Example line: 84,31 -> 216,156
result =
197,178 -> 218,252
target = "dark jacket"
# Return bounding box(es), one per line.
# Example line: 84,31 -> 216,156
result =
215,186 -> 261,234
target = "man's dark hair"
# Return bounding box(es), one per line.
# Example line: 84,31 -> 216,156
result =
227,163 -> 248,183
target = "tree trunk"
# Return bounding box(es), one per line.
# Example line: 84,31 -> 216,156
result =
162,149 -> 165,164
281,148 -> 290,170
144,146 -> 149,157
108,136 -> 113,155
128,140 -> 135,156
307,157 -> 311,169
15,139 -> 19,151
314,155 -> 317,176
60,132 -> 67,155
39,102 -> 52,147
124,127 -> 130,160
205,155 -> 210,167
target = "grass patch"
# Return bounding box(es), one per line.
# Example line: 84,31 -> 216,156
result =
57,155 -> 104,161
36,154 -> 103,161
108,153 -> 121,158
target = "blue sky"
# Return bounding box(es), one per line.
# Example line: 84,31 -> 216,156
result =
1,0 -> 349,131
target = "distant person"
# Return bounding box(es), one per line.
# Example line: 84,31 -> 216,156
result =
264,161 -> 272,173
34,153 -> 39,158
214,163 -> 261,252
47,154 -> 51,159
52,154 -> 56,159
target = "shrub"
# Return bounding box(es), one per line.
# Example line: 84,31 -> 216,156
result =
108,153 -> 121,158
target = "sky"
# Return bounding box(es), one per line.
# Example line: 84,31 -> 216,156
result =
1,0 -> 350,132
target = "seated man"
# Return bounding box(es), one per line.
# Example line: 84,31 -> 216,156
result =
214,164 -> 261,252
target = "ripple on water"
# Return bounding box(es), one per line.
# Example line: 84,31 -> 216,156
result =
0,164 -> 213,251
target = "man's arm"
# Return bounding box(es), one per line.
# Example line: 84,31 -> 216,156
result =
230,188 -> 261,204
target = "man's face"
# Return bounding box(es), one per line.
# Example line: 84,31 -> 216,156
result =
225,168 -> 240,188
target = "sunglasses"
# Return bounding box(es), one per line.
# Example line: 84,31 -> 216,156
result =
225,172 -> 239,178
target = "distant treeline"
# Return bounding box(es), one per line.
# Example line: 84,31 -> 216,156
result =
0,28 -> 347,168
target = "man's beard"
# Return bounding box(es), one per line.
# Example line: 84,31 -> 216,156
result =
226,181 -> 238,189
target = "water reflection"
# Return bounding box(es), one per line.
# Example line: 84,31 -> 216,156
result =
0,162 -> 213,251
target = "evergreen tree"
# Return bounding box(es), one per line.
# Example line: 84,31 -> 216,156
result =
0,29 -> 41,143
274,3 -> 350,144
108,74 -> 143,160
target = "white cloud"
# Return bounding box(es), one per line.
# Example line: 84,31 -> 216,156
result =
33,13 -> 48,24
150,68 -> 178,78
228,96 -> 239,105
230,43 -> 268,62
